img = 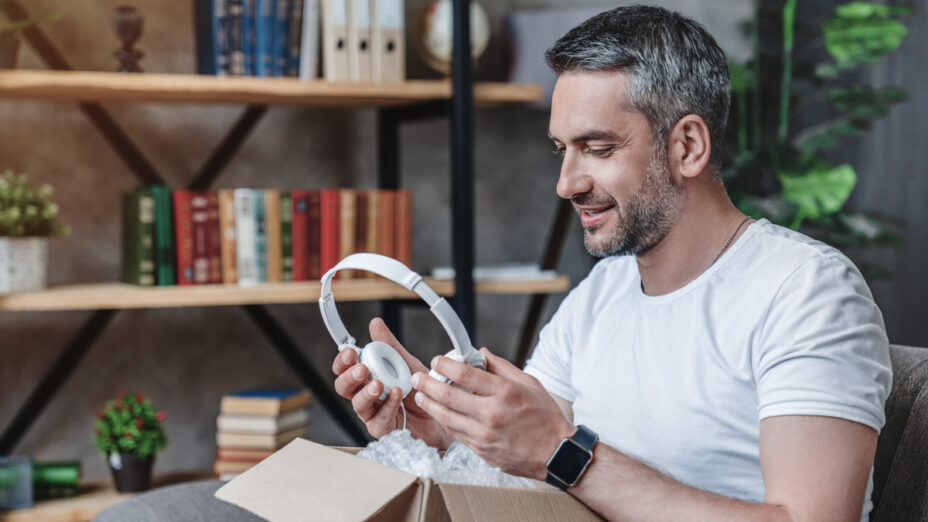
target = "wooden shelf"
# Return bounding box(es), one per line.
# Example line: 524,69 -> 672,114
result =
0,472 -> 212,522
0,276 -> 569,312
0,70 -> 542,107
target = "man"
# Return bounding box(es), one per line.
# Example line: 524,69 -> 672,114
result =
333,6 -> 891,521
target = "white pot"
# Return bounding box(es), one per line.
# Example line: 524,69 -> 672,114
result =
0,237 -> 48,293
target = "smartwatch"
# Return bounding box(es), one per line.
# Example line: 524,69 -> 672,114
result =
545,424 -> 598,490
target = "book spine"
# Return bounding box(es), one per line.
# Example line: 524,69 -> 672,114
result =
218,190 -> 238,284
354,189 -> 368,260
394,189 -> 412,268
299,0 -> 320,79
255,0 -> 276,76
306,190 -> 322,280
215,0 -> 231,75
139,194 -> 156,286
338,189 -> 356,279
376,189 -> 395,259
191,193 -> 211,284
253,191 -> 268,282
194,0 -> 218,74
207,191 -> 223,284
264,189 -> 282,283
280,190 -> 293,282
288,0 -> 304,77
290,189 -> 309,281
32,484 -> 78,500
172,191 -> 195,285
228,0 -> 245,75
243,0 -> 256,75
150,186 -> 176,286
273,0 -> 291,76
234,189 -> 258,285
364,189 -> 378,278
31,462 -> 80,486
319,188 -> 340,276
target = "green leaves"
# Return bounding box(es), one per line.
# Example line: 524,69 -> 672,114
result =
792,85 -> 907,154
93,392 -> 168,460
778,161 -> 857,229
817,1 -> 912,78
0,170 -> 68,237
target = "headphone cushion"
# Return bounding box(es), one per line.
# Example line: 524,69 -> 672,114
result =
360,341 -> 413,400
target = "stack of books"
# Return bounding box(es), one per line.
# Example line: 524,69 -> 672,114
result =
32,461 -> 81,501
194,0 -> 405,82
214,388 -> 312,481
121,187 -> 412,287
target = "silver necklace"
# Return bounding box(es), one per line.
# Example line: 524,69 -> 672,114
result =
710,216 -> 751,267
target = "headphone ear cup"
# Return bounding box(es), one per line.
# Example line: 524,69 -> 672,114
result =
359,341 -> 413,400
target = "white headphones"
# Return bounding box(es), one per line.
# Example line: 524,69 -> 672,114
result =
319,253 -> 487,400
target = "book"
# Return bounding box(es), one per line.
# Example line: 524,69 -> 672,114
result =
208,191 -> 223,284
354,189 -> 368,257
376,189 -> 395,259
194,0 -> 231,75
191,192 -> 211,284
347,0 -> 372,82
32,484 -> 78,500
265,189 -> 282,282
234,189 -> 259,286
214,459 -> 258,475
138,185 -> 175,286
255,0 -> 276,76
394,189 -> 412,268
228,0 -> 246,75
280,190 -> 293,281
307,190 -> 322,279
338,189 -> 357,278
272,0 -> 291,76
243,0 -> 257,75
321,0 -> 349,81
364,190 -> 378,278
32,461 -> 80,486
218,189 -> 238,284
217,408 -> 310,434
290,189 -> 309,281
253,190 -> 268,282
287,0 -> 306,77
121,191 -> 156,287
371,0 -> 404,82
216,425 -> 306,450
220,388 -> 312,416
298,0 -> 320,80
217,447 -> 276,461
172,190 -> 195,285
319,188 -> 340,276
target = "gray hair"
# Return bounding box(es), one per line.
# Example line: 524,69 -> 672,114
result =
545,5 -> 730,168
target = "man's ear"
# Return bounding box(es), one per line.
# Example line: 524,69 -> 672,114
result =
667,114 -> 712,180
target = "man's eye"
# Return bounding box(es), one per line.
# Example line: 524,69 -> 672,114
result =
587,147 -> 614,157
552,147 -> 566,157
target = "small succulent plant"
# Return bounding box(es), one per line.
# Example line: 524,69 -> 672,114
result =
0,170 -> 68,237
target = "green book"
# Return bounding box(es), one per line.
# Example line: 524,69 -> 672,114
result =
281,190 -> 293,282
33,483 -> 78,500
32,461 -> 80,486
121,192 -> 156,286
138,185 -> 175,286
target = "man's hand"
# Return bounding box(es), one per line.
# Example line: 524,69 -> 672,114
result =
332,318 -> 452,449
411,347 -> 575,479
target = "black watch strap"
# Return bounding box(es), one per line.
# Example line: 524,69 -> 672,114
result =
545,424 -> 598,490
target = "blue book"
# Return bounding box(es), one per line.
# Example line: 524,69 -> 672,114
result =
254,0 -> 276,76
243,0 -> 256,75
253,190 -> 268,282
228,0 -> 245,75
193,0 -> 230,75
272,0 -> 291,76
287,0 -> 304,77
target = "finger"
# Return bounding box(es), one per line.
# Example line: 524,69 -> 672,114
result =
480,348 -> 536,386
334,363 -> 369,399
332,348 -> 358,375
369,318 -> 428,374
369,387 -> 403,434
413,387 -> 484,439
429,355 -> 499,396
412,371 -> 486,417
351,379 -> 384,423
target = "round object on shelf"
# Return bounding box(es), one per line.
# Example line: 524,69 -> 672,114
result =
414,0 -> 491,75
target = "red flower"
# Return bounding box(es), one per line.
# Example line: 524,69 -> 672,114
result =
156,410 -> 167,422
135,392 -> 145,403
114,400 -> 122,411
135,418 -> 144,429
123,430 -> 131,438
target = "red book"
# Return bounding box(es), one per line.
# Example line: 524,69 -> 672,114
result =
290,189 -> 310,282
172,190 -> 195,286
207,192 -> 222,284
355,190 -> 368,255
377,190 -> 395,260
190,192 -> 210,284
394,189 -> 412,268
306,191 -> 322,280
320,189 -> 340,276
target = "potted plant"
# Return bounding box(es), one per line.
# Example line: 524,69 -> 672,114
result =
93,392 -> 168,493
0,2 -> 61,69
0,170 -> 68,294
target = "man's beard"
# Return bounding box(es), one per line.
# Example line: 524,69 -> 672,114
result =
578,148 -> 685,258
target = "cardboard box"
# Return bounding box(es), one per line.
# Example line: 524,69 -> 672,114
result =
215,438 -> 602,521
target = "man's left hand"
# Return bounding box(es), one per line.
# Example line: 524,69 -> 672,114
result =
410,347 -> 575,480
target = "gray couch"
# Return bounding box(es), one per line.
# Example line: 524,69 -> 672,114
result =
95,344 -> 928,521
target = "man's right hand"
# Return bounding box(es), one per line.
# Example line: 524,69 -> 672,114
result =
332,317 -> 453,449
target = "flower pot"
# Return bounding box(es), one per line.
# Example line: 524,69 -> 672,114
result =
0,33 -> 19,69
0,237 -> 48,294
108,453 -> 153,493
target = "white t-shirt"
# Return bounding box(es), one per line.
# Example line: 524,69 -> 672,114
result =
525,218 -> 892,521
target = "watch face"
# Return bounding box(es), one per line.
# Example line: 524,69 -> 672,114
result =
548,440 -> 591,485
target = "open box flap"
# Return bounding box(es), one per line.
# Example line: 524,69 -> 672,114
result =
436,483 -> 604,522
215,438 -> 419,522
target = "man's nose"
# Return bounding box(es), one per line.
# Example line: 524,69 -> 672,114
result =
556,150 -> 593,200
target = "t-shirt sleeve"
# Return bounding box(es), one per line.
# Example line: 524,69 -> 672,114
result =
754,251 -> 892,431
523,282 -> 583,403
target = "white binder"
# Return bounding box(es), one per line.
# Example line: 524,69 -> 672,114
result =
321,0 -> 349,81
372,0 -> 404,82
348,0 -> 373,82
299,0 -> 321,79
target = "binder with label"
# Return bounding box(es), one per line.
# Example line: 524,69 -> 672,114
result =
372,0 -> 404,82
347,0 -> 372,82
321,0 -> 349,81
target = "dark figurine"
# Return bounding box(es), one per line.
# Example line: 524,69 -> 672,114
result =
113,6 -> 144,72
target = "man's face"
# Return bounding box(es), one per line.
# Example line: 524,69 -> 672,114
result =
548,71 -> 684,257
